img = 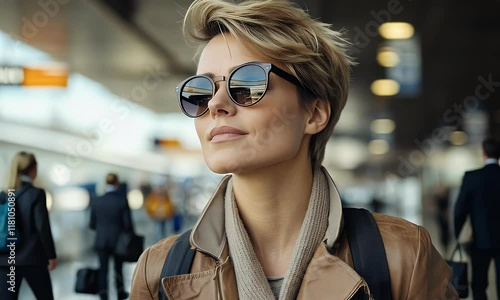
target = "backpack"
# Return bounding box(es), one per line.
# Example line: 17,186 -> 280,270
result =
158,208 -> 393,300
0,187 -> 29,253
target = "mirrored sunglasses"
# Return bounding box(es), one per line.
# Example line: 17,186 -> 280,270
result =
176,61 -> 306,118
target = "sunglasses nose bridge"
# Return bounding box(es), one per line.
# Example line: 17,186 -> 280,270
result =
208,75 -> 239,117
211,75 -> 229,99
212,75 -> 226,85
211,75 -> 227,98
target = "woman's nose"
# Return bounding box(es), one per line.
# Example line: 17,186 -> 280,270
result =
207,82 -> 237,118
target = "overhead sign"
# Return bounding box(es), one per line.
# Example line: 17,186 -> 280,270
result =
0,67 -> 24,85
154,138 -> 182,149
0,66 -> 68,87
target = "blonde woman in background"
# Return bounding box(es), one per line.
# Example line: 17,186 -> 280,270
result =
0,151 -> 57,300
131,1 -> 459,299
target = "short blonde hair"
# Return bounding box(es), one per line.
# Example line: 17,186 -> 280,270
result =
183,0 -> 353,169
8,151 -> 37,189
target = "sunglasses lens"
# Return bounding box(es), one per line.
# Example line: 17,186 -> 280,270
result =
180,77 -> 213,117
229,65 -> 267,105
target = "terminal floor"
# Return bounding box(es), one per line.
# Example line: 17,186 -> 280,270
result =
14,210 -> 498,300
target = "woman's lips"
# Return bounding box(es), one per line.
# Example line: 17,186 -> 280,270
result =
209,126 -> 247,142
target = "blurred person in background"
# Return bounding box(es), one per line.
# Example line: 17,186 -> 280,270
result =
90,173 -> 133,300
0,151 -> 57,300
131,0 -> 458,299
434,182 -> 451,252
144,183 -> 176,242
455,137 -> 500,300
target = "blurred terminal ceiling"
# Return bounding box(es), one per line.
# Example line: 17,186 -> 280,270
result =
0,0 -> 499,152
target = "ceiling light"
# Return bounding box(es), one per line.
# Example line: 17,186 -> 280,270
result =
379,22 -> 415,39
450,131 -> 468,146
127,189 -> 144,210
371,119 -> 396,134
370,79 -> 400,96
49,163 -> 71,186
369,139 -> 390,155
54,188 -> 90,211
325,138 -> 369,170
377,47 -> 400,67
46,192 -> 53,211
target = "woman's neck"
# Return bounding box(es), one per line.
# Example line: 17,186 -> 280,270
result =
231,160 -> 314,276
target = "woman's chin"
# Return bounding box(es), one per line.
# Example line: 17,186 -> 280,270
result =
206,159 -> 246,174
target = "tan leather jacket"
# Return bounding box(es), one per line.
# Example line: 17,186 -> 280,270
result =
131,169 -> 459,300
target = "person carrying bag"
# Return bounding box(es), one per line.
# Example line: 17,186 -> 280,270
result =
89,173 -> 133,300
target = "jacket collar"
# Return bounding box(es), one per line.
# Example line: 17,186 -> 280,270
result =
484,158 -> 499,166
104,184 -> 119,193
190,167 -> 343,260
19,175 -> 33,184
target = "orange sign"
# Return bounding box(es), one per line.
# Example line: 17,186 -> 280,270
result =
0,66 -> 68,87
23,66 -> 68,87
155,138 -> 182,148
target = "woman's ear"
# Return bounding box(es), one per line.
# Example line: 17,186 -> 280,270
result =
305,100 -> 331,135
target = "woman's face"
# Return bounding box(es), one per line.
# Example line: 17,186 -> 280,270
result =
195,34 -> 312,174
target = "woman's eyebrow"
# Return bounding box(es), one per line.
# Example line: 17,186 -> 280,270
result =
199,72 -> 216,77
198,65 -> 240,78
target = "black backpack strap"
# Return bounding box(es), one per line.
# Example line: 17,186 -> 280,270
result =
343,208 -> 393,300
158,229 -> 195,300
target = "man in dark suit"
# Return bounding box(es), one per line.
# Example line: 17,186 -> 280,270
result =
90,173 -> 133,300
455,137 -> 500,300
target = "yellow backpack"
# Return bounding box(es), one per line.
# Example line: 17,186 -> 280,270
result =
144,192 -> 175,220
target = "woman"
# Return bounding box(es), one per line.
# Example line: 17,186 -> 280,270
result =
0,152 -> 57,300
131,1 -> 458,299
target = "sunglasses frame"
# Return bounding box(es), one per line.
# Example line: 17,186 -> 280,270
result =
176,61 -> 305,118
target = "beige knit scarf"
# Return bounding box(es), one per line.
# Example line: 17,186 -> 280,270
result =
224,169 -> 330,300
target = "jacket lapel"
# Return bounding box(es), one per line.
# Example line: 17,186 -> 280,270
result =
161,255 -> 238,300
297,243 -> 368,300
190,175 -> 230,261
